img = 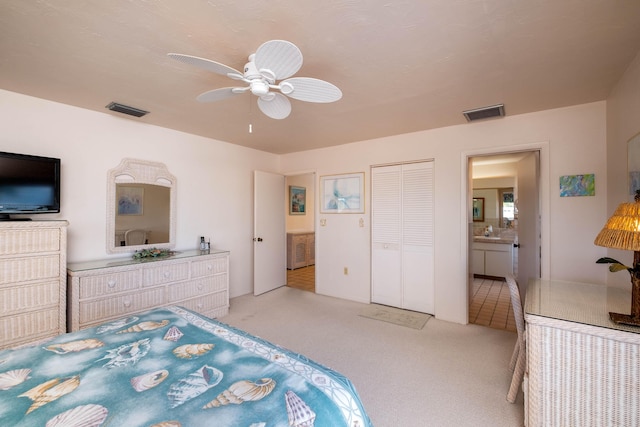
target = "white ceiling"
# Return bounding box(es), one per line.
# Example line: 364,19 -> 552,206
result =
1,1 -> 639,155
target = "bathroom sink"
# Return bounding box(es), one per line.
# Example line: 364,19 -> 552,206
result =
476,236 -> 502,240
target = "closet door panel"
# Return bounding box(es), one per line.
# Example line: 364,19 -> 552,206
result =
371,165 -> 401,306
371,162 -> 434,314
402,162 -> 434,313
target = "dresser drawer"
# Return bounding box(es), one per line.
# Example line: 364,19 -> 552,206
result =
142,262 -> 189,286
0,255 -> 60,286
79,288 -> 165,324
0,228 -> 61,255
79,271 -> 141,299
179,291 -> 228,315
0,280 -> 60,315
0,307 -> 61,348
168,277 -> 212,301
191,256 -> 227,278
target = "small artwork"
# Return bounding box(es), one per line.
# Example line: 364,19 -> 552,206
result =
289,186 -> 306,215
320,172 -> 365,213
559,174 -> 595,197
117,186 -> 144,215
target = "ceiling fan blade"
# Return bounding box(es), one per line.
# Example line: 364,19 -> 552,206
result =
254,40 -> 303,81
257,92 -> 291,119
168,53 -> 243,79
279,77 -> 342,103
196,87 -> 246,103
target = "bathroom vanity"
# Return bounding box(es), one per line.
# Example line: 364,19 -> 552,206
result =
472,235 -> 515,279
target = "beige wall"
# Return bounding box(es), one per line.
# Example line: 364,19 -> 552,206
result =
4,71 -> 638,324
0,89 -> 279,298
285,173 -> 315,232
605,50 -> 640,288
281,101 -> 610,323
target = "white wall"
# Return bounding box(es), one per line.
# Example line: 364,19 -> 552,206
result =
0,89 -> 279,298
605,50 -> 640,288
1,88 -> 623,325
282,101 -> 610,324
285,173 -> 315,232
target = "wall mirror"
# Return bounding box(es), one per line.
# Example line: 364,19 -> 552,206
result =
106,158 -> 177,254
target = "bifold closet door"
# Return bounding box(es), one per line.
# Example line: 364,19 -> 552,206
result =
371,161 -> 434,314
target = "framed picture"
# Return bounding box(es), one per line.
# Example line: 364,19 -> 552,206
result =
559,174 -> 595,197
320,172 -> 365,214
117,186 -> 144,215
289,186 -> 306,215
473,197 -> 484,222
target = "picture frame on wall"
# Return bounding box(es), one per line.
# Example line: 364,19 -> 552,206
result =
320,172 -> 365,214
117,186 -> 144,215
289,186 -> 306,215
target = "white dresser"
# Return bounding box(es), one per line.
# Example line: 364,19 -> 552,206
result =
525,278 -> 640,426
0,220 -> 68,349
67,249 -> 229,331
286,232 -> 315,270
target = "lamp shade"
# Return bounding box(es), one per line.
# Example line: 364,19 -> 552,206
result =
594,198 -> 640,251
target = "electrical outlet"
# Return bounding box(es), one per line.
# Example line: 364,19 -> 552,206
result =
344,267 -> 348,275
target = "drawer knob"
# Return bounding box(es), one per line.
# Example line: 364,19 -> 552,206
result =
123,300 -> 132,307
163,271 -> 170,278
197,303 -> 203,309
207,265 -> 213,270
107,280 -> 117,288
197,284 -> 203,290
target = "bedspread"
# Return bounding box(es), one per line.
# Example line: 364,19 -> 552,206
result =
0,306 -> 371,427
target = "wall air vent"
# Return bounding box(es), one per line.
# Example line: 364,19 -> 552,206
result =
106,102 -> 149,118
463,104 -> 505,122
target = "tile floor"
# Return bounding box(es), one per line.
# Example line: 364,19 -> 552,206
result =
470,276 -> 516,332
286,264 -> 315,293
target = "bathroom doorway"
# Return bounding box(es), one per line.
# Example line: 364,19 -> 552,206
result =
285,172 -> 316,293
467,150 -> 541,330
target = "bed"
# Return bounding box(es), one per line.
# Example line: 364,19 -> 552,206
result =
0,306 -> 372,427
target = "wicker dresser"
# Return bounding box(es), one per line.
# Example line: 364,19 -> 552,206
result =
525,278 -> 640,427
67,249 -> 229,331
0,220 -> 68,349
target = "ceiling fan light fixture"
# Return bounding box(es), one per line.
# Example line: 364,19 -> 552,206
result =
463,104 -> 505,122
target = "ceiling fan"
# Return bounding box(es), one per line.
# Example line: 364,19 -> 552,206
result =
168,40 -> 342,120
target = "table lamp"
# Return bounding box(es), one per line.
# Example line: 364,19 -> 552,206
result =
594,190 -> 640,326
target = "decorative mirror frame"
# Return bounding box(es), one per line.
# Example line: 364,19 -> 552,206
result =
106,158 -> 177,254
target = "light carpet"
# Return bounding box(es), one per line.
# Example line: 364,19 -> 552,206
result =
359,304 -> 432,329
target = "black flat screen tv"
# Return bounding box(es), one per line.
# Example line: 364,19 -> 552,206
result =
0,151 -> 61,220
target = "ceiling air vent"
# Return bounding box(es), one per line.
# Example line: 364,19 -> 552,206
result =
106,102 -> 149,118
463,104 -> 505,122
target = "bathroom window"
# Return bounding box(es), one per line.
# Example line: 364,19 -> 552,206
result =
500,189 -> 515,226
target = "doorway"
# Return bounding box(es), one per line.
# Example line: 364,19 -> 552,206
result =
467,150 -> 541,330
285,172 -> 316,293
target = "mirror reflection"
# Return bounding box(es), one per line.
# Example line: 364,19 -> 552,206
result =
106,158 -> 176,254
114,184 -> 170,246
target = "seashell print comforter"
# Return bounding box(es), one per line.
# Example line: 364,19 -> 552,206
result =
0,306 -> 371,427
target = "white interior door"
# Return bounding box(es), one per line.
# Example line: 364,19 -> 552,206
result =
516,151 -> 540,296
371,165 -> 403,307
254,170 -> 286,295
371,161 -> 434,314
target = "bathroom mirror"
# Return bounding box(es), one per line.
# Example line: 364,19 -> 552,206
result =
106,158 -> 177,254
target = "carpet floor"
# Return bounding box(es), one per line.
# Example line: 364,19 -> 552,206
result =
220,286 -> 524,427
